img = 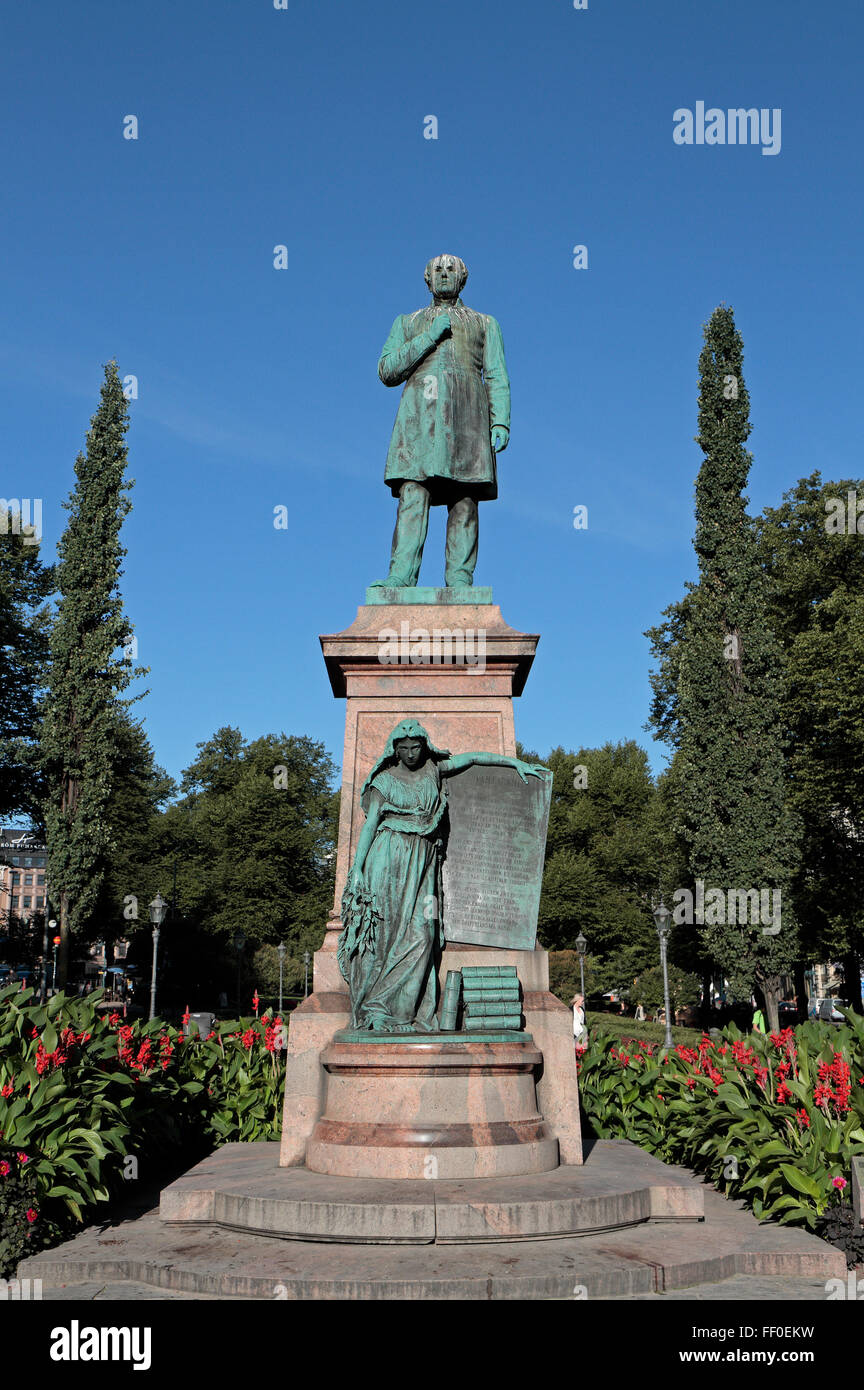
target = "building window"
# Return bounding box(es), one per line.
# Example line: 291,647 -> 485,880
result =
11,896 -> 18,908
37,874 -> 45,885
36,897 -> 45,908
24,874 -> 33,885
12,872 -> 20,884
23,897 -> 31,909
11,857 -> 19,866
24,858 -> 32,867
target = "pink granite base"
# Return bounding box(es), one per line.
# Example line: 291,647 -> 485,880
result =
305,1039 -> 559,1179
278,600 -> 582,1174
280,942 -> 582,1170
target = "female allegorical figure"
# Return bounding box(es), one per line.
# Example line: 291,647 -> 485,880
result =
338,719 -> 547,1032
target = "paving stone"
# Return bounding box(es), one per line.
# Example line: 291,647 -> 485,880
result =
18,1140 -> 846,1301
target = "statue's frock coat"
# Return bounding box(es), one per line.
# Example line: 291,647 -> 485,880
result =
378,302 -> 510,504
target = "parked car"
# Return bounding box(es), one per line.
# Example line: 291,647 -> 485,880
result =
814,998 -> 847,1025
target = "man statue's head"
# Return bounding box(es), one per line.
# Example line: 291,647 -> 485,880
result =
424,254 -> 468,301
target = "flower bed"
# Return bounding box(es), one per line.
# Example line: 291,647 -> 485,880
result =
0,984 -> 286,1276
577,1012 -> 864,1257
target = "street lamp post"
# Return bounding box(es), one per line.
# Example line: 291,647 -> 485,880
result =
277,941 -> 286,1014
43,918 -> 57,997
575,931 -> 587,1001
303,950 -> 311,998
652,898 -> 674,1052
51,928 -> 61,992
148,893 -> 168,1022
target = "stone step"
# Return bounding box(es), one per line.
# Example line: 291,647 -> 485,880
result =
19,1181 -> 844,1301
157,1138 -> 704,1242
30,1273 -> 839,1302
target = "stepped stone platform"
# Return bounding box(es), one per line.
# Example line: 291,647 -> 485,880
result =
18,1139 -> 846,1300
159,1138 -> 701,1240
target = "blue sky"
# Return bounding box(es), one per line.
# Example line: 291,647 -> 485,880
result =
2,0 -> 862,792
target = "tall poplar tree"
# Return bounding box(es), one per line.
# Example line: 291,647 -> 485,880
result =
41,362 -> 144,983
647,307 -> 799,1027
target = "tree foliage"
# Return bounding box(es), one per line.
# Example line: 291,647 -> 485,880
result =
535,742 -> 672,973
0,512 -> 54,824
646,307 -> 800,1020
756,473 -> 864,978
40,362 -> 146,973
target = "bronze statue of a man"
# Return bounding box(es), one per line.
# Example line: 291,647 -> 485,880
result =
370,254 -> 510,590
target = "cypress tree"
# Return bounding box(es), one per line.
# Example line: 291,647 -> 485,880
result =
651,308 -> 799,1028
40,362 -> 144,984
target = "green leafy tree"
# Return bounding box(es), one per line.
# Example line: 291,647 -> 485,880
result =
632,963 -> 701,1017
757,473 -> 864,1007
92,712 -> 176,942
128,728 -> 338,1010
646,307 -> 799,1028
536,742 -> 670,963
0,509 -> 54,823
40,363 -> 146,983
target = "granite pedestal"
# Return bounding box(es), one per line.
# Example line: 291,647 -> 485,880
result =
305,1037 -> 559,1179
279,593 -> 582,1172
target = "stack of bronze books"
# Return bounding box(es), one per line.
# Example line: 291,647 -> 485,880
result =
440,965 -> 523,1032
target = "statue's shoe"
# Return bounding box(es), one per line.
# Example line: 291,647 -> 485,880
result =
368,576 -> 413,589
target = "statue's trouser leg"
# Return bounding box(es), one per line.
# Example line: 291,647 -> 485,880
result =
444,494 -> 478,587
384,482 -> 430,586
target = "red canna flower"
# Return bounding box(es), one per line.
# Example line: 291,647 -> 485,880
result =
1,1080 -> 13,1098
795,1107 -> 810,1128
252,991 -> 260,1017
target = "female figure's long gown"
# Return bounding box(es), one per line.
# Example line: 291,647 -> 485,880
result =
345,762 -> 446,1031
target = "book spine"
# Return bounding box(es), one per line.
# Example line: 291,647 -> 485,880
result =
439,971 -> 462,1032
461,968 -> 518,980
462,988 -> 521,1003
464,1000 -> 522,1016
464,1015 -> 523,1031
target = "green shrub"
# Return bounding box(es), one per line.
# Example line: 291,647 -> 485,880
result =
584,1011 -> 704,1047
0,985 -> 286,1276
577,1013 -> 864,1233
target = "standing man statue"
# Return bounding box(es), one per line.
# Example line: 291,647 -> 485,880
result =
370,254 -> 510,590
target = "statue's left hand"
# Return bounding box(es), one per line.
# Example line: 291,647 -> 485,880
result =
491,426 -> 509,453
515,760 -> 549,783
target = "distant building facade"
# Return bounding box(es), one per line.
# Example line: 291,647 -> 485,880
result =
0,826 -> 48,924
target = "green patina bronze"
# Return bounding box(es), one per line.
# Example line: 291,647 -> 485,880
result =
335,1029 -> 535,1045
364,585 -> 493,606
338,720 -> 547,1033
370,254 -> 510,591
